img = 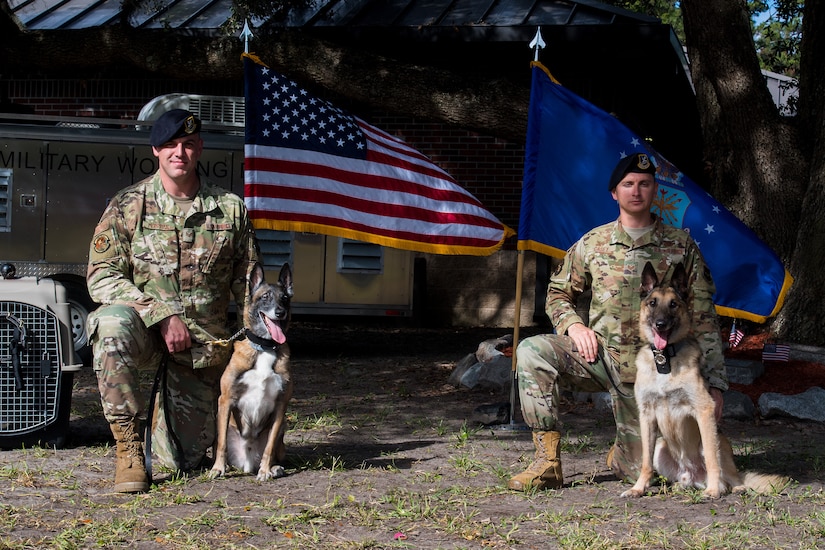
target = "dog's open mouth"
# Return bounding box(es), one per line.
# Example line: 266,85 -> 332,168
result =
260,312 -> 287,344
652,328 -> 670,351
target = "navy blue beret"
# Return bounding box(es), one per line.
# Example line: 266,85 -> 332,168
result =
149,109 -> 202,147
609,153 -> 656,191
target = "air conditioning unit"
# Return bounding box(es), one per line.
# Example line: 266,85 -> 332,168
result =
138,93 -> 245,127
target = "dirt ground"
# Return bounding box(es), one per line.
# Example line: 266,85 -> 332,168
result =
1,321 -> 824,549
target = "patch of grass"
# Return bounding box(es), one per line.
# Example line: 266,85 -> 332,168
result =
290,410 -> 343,431
453,421 -> 480,448
434,419 -> 449,436
562,431 -> 598,454
290,452 -> 348,473
448,452 -> 485,477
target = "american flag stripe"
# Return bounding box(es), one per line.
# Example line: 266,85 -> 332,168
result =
245,187 -> 506,243
244,182 -> 503,230
244,147 -> 488,209
248,208 -> 502,248
243,53 -> 513,255
245,146 -> 501,224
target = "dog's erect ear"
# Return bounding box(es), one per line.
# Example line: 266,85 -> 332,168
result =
248,262 -> 266,294
669,262 -> 690,300
640,262 -> 659,296
278,263 -> 294,299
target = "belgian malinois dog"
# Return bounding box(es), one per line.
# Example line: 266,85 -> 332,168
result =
622,262 -> 788,499
209,262 -> 293,481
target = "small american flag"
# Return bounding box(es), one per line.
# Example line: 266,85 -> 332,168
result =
762,343 -> 790,363
242,53 -> 513,255
728,320 -> 744,348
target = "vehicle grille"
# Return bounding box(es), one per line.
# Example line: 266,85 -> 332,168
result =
0,301 -> 63,435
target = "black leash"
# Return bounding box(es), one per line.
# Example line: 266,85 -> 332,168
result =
600,352 -> 634,399
143,329 -> 247,478
144,352 -> 187,480
571,338 -> 633,399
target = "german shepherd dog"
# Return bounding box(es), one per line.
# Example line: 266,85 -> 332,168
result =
209,262 -> 293,481
621,262 -> 788,499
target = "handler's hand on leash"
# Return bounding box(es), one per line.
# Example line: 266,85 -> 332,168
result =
159,315 -> 192,354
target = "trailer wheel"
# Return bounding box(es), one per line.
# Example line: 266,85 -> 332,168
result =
56,280 -> 97,365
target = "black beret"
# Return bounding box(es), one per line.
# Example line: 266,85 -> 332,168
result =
608,153 -> 657,191
149,109 -> 202,147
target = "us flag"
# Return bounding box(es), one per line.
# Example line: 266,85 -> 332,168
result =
762,343 -> 791,363
728,320 -> 745,348
242,53 -> 513,255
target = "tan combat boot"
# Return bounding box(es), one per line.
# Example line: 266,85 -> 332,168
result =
109,420 -> 149,493
507,430 -> 563,491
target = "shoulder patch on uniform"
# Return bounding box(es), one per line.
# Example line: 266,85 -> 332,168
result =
90,230 -> 117,261
703,265 -> 713,282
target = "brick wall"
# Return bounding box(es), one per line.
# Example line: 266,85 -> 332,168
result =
371,116 -> 525,232
369,116 -> 535,328
419,250 -> 541,328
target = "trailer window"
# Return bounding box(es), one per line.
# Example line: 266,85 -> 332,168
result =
0,169 -> 11,232
256,229 -> 293,271
337,239 -> 383,274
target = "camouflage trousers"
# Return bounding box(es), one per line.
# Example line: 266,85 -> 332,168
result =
87,305 -> 223,472
516,333 -> 642,480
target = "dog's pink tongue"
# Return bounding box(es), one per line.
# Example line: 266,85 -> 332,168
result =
653,332 -> 668,350
263,316 -> 287,344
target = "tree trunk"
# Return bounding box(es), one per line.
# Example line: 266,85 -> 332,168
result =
773,0 -> 825,345
681,0 -> 806,260
682,0 -> 825,345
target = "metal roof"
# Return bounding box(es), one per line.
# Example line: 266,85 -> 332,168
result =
10,0 -> 657,32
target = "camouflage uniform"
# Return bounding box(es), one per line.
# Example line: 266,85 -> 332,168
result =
87,172 -> 258,471
516,215 -> 728,479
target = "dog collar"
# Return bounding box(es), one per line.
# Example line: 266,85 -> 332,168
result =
650,343 -> 679,375
243,328 -> 281,351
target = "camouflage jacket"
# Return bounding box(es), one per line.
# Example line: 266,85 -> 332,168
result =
547,216 -> 728,390
87,172 -> 259,367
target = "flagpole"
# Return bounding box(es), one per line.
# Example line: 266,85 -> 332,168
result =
509,250 -> 524,423
495,27 -> 545,432
493,249 -> 528,431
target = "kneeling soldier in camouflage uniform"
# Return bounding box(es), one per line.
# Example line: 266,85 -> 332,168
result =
86,109 -> 258,493
509,153 -> 729,491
